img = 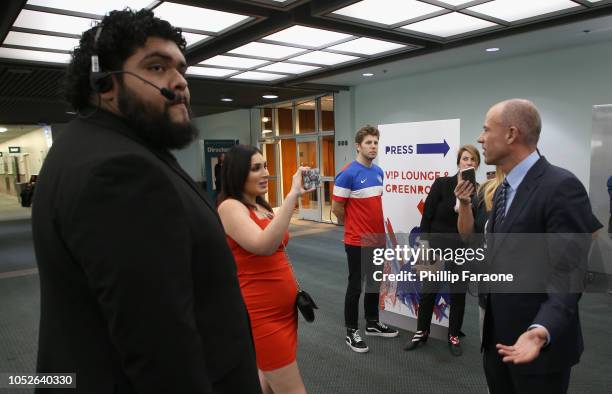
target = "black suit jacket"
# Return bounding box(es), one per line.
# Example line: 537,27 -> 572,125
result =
420,175 -> 463,249
32,110 -> 258,393
483,156 -> 592,374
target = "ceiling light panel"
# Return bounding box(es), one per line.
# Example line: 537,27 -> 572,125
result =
182,32 -> 210,48
289,51 -> 359,66
331,0 -> 443,26
230,71 -> 287,81
327,37 -> 406,55
467,0 -> 580,22
153,2 -> 250,33
0,46 -> 71,63
3,31 -> 79,51
13,9 -> 98,35
26,0 -> 153,16
400,12 -> 498,37
263,26 -> 352,47
257,62 -> 320,74
229,42 -> 306,59
201,55 -> 269,69
186,66 -> 238,77
436,0 -> 474,5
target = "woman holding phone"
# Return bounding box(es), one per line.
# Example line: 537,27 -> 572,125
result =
218,144 -> 312,394
404,144 -> 480,356
455,166 -> 504,340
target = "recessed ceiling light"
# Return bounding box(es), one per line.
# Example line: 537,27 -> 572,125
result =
327,37 -> 406,55
3,31 -> 79,52
262,93 -> 279,99
231,71 -> 287,81
400,12 -> 497,37
26,0 -> 153,16
263,25 -> 352,48
467,0 -> 579,23
228,42 -> 306,60
0,46 -> 71,64
13,9 -> 98,35
220,97 -> 233,102
332,0 -> 443,26
201,55 -> 269,69
289,51 -> 359,66
486,47 -> 500,52
153,2 -> 250,33
362,72 -> 374,77
262,117 -> 271,122
186,66 -> 238,77
0,127 -> 7,133
257,62 -> 320,74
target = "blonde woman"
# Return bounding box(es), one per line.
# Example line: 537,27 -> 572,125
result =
455,166 -> 504,339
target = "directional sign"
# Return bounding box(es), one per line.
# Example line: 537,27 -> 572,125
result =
416,140 -> 450,156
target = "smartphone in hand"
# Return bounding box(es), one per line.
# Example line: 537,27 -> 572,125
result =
302,168 -> 321,190
460,167 -> 476,190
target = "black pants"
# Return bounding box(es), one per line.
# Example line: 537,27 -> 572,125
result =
344,244 -> 381,329
416,265 -> 467,337
483,345 -> 571,394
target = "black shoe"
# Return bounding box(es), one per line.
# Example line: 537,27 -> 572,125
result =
346,329 -> 369,353
403,330 -> 428,351
448,335 -> 463,356
365,321 -> 399,338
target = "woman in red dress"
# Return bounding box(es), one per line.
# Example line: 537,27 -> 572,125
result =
218,144 -> 310,394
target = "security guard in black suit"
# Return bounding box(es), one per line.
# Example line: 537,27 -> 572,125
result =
32,9 -> 260,394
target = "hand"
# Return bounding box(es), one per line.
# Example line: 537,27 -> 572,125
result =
290,167 -> 315,196
496,327 -> 548,364
454,180 -> 474,205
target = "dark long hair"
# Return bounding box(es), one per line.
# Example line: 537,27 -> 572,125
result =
219,144 -> 273,213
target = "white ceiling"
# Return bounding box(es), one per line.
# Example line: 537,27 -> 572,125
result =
0,125 -> 43,145
311,13 -> 612,86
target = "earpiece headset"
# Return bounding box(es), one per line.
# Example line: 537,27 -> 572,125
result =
89,24 -> 176,101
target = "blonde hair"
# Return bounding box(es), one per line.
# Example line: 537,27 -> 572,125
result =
456,144 -> 480,168
479,167 -> 505,212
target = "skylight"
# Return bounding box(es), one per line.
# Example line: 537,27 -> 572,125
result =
327,37 -> 406,55
331,0 -> 443,26
13,9 -> 98,35
25,0 -> 153,16
288,51 -> 359,66
0,46 -> 71,63
230,71 -> 287,81
3,31 -> 79,51
467,0 -> 580,23
257,62 -> 320,74
201,55 -> 269,69
400,12 -> 498,37
186,66 -> 238,78
229,42 -> 306,59
263,25 -> 352,48
153,2 -> 251,33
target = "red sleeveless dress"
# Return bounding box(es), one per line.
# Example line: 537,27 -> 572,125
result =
226,209 -> 298,371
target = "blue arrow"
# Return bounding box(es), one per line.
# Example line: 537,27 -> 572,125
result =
416,140 -> 450,157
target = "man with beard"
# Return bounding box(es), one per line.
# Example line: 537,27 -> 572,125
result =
31,9 -> 260,394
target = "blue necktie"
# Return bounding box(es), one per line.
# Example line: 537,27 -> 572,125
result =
493,179 -> 510,232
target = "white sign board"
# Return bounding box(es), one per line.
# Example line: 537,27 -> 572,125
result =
378,119 -> 460,327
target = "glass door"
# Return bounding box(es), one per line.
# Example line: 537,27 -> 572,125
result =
297,137 -> 320,221
261,141 -> 280,209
